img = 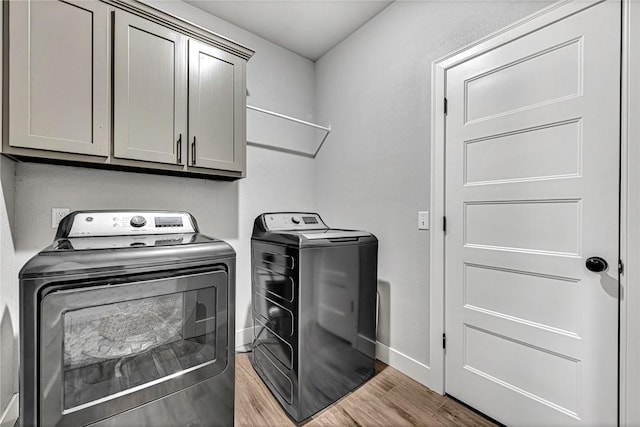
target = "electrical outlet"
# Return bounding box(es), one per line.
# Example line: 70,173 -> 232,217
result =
51,208 -> 70,229
418,211 -> 429,230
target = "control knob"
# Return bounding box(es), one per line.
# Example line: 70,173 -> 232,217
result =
130,215 -> 147,228
291,216 -> 301,224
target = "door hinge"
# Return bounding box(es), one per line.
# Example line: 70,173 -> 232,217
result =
619,260 -> 624,275
444,97 -> 448,115
442,333 -> 447,349
443,216 -> 447,233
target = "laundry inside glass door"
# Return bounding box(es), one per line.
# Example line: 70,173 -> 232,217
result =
62,288 -> 217,409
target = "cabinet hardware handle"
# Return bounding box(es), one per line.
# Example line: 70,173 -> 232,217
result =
192,137 -> 197,166
177,133 -> 182,164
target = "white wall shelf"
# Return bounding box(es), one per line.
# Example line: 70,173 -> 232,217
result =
247,104 -> 331,158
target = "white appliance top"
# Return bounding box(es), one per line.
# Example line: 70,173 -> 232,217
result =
61,211 -> 197,238
262,213 -> 327,231
260,212 -> 372,239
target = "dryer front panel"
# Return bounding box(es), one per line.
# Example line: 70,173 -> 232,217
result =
37,269 -> 228,427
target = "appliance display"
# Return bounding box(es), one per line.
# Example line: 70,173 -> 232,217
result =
250,212 -> 378,422
20,210 -> 236,427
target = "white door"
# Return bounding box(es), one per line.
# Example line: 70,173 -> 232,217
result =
444,1 -> 620,425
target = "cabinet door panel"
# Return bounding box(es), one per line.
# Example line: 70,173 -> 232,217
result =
9,0 -> 109,156
189,40 -> 245,172
114,11 -> 186,165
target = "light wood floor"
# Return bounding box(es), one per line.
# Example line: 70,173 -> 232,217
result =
235,353 -> 497,426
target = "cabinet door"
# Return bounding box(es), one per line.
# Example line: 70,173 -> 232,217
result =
113,10 -> 187,165
188,40 -> 246,172
9,0 -> 109,156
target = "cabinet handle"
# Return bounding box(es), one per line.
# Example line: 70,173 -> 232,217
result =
192,137 -> 197,166
177,133 -> 182,164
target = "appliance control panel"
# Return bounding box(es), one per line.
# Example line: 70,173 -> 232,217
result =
263,213 -> 328,231
62,211 -> 197,237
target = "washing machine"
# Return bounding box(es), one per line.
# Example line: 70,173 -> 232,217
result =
250,212 -> 378,422
20,210 -> 235,427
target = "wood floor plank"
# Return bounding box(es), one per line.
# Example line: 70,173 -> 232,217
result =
234,353 -> 496,427
431,399 -> 498,427
381,376 -> 448,418
326,388 -> 415,427
305,406 -> 361,426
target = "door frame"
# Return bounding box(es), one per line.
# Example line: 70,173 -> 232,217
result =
429,3 -> 630,420
619,0 -> 638,424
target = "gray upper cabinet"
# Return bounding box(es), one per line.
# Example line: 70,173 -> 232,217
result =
113,10 -> 187,165
8,0 -> 110,156
4,0 -> 253,179
188,40 -> 246,173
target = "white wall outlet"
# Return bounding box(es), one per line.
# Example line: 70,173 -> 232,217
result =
418,211 -> 429,230
51,208 -> 70,229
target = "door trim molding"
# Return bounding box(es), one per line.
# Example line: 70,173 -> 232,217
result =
429,0 -> 611,395
619,0 -> 636,424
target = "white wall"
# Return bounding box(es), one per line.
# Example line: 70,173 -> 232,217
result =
0,157 -> 17,426
0,1 -> 19,421
314,0 -> 551,385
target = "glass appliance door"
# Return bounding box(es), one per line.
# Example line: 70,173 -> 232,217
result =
39,269 -> 228,427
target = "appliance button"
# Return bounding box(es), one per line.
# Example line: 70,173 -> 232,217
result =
130,216 -> 147,228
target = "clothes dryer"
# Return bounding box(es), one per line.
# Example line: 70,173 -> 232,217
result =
20,211 -> 235,427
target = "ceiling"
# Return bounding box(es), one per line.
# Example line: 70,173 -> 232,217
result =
184,1 -> 394,61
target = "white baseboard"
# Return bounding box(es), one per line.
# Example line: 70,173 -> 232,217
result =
0,393 -> 18,427
235,326 -> 253,351
234,328 -> 431,390
376,342 -> 431,388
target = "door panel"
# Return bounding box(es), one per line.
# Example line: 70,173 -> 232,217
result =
464,120 -> 581,185
444,1 -> 620,425
188,40 -> 245,172
464,38 -> 582,122
463,263 -> 580,334
9,0 -> 109,156
113,11 -> 186,164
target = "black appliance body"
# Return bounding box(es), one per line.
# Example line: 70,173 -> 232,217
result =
250,212 -> 378,422
20,211 -> 235,427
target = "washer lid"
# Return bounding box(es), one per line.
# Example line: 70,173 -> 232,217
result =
19,234 -> 235,279
300,230 -> 372,240
48,233 -> 216,251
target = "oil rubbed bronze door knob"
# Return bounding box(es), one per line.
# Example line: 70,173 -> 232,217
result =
585,257 -> 608,273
